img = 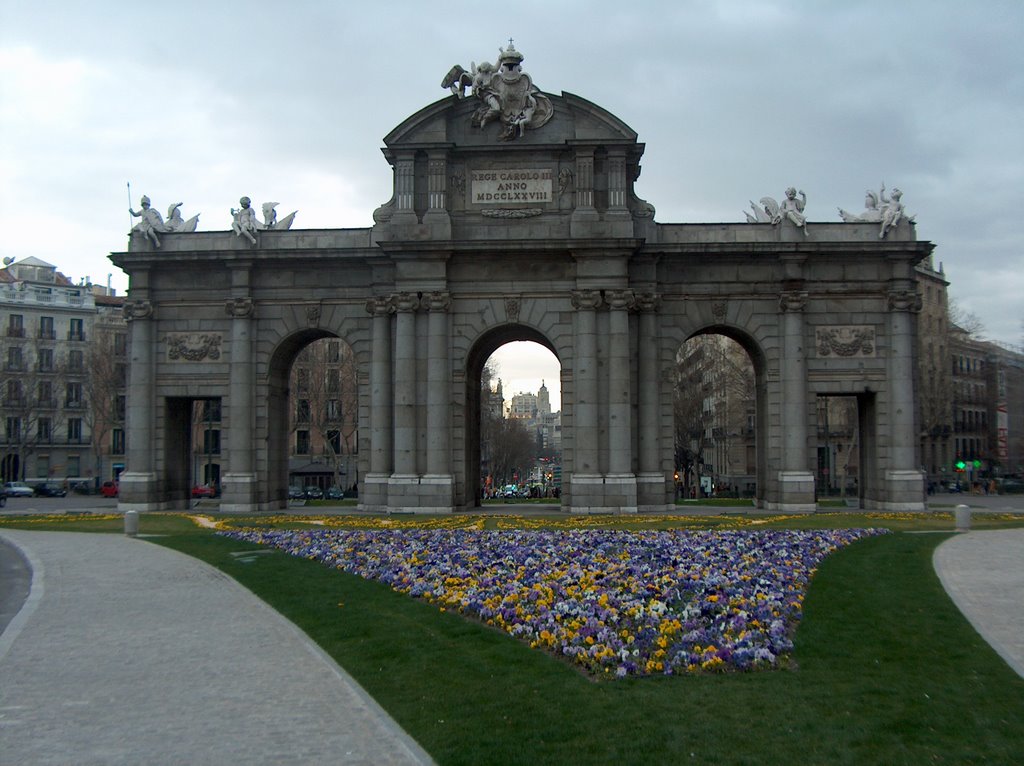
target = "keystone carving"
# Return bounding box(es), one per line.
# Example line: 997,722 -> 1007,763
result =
123,299 -> 153,321
225,297 -> 254,318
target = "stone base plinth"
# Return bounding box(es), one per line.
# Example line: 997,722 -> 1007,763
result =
569,473 -> 638,514
763,471 -> 816,513
219,473 -> 258,513
384,474 -> 455,514
878,469 -> 926,511
116,471 -> 162,512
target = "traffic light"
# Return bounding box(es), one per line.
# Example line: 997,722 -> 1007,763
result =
954,460 -> 967,472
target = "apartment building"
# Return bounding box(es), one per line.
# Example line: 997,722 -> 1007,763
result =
0,257 -> 126,487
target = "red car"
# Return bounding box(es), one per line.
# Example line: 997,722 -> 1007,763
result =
191,485 -> 217,498
100,481 -> 119,498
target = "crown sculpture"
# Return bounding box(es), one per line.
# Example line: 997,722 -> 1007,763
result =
442,41 -> 554,141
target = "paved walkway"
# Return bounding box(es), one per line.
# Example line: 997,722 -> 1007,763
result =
933,527 -> 1024,679
0,530 -> 434,766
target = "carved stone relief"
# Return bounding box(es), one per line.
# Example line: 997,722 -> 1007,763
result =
816,326 -> 876,357
166,333 -> 222,362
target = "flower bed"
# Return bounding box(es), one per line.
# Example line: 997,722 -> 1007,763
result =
222,527 -> 885,676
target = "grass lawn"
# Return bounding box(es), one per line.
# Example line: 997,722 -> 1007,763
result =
4,512 -> 1023,764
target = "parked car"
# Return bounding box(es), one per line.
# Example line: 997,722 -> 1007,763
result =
304,485 -> 324,500
100,481 -> 119,498
3,481 -> 34,497
326,485 -> 344,500
191,485 -> 217,498
288,485 -> 306,500
33,483 -> 67,498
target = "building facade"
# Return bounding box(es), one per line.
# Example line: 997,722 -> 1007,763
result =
0,257 -> 126,487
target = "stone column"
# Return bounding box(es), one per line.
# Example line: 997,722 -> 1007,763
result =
885,288 -> 925,509
220,292 -> 256,512
363,296 -> 393,510
777,290 -> 815,510
606,289 -> 637,512
119,298 -> 157,510
392,292 -> 420,477
570,290 -> 603,511
425,292 -> 451,475
636,292 -> 664,509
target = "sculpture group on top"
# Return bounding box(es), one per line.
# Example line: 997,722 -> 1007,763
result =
129,196 -> 200,248
230,197 -> 297,244
442,41 -> 554,141
128,194 -> 296,246
745,184 -> 916,238
838,183 -> 915,238
745,187 -> 808,236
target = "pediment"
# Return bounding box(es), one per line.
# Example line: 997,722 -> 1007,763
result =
382,91 -> 640,151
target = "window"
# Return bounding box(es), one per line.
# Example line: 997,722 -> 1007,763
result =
38,418 -> 51,442
6,346 -> 22,371
38,347 -> 53,372
6,380 -> 22,405
7,314 -> 24,337
66,382 -> 83,407
296,399 -> 311,423
203,429 -> 220,455
38,381 -> 53,406
328,342 -> 340,363
5,417 -> 20,441
115,394 -> 126,421
115,363 -> 127,387
39,316 -> 54,340
67,418 -> 82,443
327,429 -> 341,454
68,349 -> 84,371
201,399 -> 221,422
327,368 -> 340,394
114,332 -> 128,356
296,368 -> 309,394
296,430 -> 310,455
112,429 -> 125,455
69,318 -> 85,341
326,399 -> 341,420
35,455 -> 49,478
67,455 -> 80,476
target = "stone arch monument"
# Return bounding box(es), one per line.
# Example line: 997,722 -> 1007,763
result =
112,47 -> 931,513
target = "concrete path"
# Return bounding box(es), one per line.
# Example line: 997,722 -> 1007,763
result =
0,530 -> 434,766
933,528 -> 1024,679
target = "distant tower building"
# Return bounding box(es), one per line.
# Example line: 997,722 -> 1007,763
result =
487,378 -> 505,420
537,380 -> 551,416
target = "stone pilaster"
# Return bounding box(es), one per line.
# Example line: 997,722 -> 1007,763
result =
425,292 -> 452,475
392,292 -> 419,477
776,290 -> 815,511
220,286 -> 257,512
362,296 -> 394,511
119,298 -> 158,510
570,289 -> 604,511
605,289 -> 637,512
884,287 -> 925,509
636,292 -> 665,510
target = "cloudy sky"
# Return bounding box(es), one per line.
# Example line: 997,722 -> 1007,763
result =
3,0 -> 1022,408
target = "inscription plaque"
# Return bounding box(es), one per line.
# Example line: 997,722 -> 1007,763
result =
470,169 -> 552,204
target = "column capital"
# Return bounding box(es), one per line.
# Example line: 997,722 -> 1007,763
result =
123,299 -> 154,321
392,292 -> 421,313
779,291 -> 808,313
225,296 -> 254,318
635,292 -> 661,313
571,289 -> 604,311
605,289 -> 636,311
888,289 -> 922,313
424,291 -> 451,312
366,295 -> 394,316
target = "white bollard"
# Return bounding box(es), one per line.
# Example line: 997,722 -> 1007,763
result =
955,504 -> 971,532
124,510 -> 139,537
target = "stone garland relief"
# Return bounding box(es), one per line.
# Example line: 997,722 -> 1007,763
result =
166,333 -> 223,362
816,326 -> 876,358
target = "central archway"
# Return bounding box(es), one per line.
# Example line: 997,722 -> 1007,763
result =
464,325 -> 560,509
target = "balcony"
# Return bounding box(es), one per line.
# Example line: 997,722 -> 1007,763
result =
6,327 -> 25,338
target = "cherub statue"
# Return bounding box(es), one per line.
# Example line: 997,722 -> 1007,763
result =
878,187 -> 914,239
129,195 -> 167,247
744,188 -> 808,235
231,197 -> 260,244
